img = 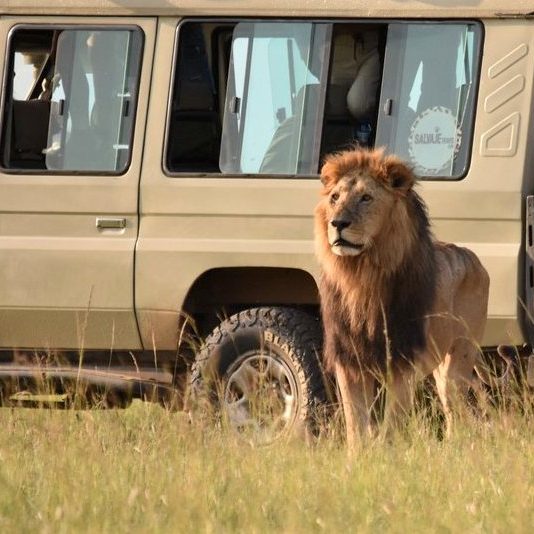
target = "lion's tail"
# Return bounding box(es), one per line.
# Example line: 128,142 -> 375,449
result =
474,346 -> 514,388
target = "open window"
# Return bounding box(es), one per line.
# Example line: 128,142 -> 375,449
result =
165,22 -> 230,173
1,26 -> 143,173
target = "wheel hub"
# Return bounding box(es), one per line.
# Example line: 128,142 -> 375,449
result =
223,351 -> 298,443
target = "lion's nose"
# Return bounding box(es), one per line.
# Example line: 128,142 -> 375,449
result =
330,219 -> 350,231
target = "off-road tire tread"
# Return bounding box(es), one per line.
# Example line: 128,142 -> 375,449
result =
190,307 -> 325,431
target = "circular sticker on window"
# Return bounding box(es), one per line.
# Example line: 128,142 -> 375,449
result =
408,106 -> 461,175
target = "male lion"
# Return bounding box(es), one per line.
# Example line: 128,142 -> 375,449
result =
315,148 -> 489,449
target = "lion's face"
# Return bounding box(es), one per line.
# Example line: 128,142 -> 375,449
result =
316,148 -> 416,259
324,173 -> 397,257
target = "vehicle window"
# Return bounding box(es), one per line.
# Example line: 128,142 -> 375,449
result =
375,23 -> 481,178
1,26 -> 143,173
165,20 -> 479,179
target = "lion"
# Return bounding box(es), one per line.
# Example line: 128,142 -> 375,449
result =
314,148 -> 490,449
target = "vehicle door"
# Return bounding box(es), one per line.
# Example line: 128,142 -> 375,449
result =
0,17 -> 156,350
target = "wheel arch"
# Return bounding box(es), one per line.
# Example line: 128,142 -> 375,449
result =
181,266 -> 320,337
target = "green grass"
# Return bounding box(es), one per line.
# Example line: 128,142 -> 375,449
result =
0,398 -> 532,533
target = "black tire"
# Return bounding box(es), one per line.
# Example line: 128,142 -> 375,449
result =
190,307 -> 326,443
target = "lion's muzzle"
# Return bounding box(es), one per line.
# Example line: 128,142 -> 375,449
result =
328,220 -> 365,257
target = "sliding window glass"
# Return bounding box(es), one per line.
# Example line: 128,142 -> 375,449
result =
376,23 -> 481,178
220,22 -> 331,175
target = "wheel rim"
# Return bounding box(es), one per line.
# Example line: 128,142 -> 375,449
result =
223,350 -> 299,443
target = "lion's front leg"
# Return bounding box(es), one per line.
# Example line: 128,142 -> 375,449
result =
384,367 -> 416,435
335,363 -> 376,452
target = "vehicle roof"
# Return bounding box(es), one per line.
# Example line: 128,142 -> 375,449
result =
0,0 -> 533,19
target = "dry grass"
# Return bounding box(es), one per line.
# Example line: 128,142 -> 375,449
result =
0,389 -> 532,533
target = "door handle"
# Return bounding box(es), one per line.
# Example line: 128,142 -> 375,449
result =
96,217 -> 126,230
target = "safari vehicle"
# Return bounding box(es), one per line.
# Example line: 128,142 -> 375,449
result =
0,0 -> 533,439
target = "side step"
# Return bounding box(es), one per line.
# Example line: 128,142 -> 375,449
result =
0,364 -> 177,408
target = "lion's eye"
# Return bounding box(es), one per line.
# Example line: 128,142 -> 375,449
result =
330,193 -> 339,205
361,194 -> 373,203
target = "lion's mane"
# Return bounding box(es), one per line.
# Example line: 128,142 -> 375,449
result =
315,149 -> 437,377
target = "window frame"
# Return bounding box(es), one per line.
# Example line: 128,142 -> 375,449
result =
0,23 -> 145,177
163,18 -> 484,181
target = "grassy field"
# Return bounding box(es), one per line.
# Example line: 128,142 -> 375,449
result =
0,393 -> 532,533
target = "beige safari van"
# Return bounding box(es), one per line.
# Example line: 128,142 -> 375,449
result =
0,0 -> 533,438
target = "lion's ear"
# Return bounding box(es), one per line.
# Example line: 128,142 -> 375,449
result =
319,160 -> 337,189
383,157 -> 415,193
